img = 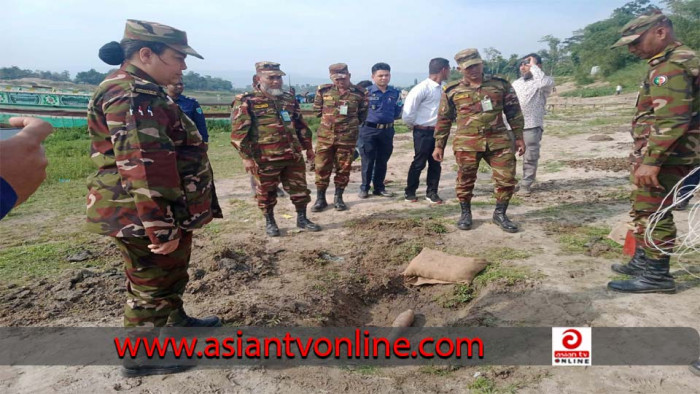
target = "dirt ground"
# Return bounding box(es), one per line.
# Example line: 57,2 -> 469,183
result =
1,92 -> 699,393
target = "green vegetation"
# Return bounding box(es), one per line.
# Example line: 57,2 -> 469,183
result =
0,126 -> 245,283
547,224 -> 623,259
560,86 -> 617,98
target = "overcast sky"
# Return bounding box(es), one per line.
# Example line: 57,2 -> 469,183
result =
4,0 -> 633,86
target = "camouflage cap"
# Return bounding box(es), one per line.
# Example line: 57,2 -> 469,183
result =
255,61 -> 286,76
610,11 -> 668,48
329,63 -> 349,79
123,19 -> 203,59
455,48 -> 482,69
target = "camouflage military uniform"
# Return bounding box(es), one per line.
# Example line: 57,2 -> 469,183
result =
607,12 -> 699,294
313,65 -> 368,190
435,59 -> 524,204
86,21 -> 220,327
230,66 -> 313,212
626,41 -> 699,259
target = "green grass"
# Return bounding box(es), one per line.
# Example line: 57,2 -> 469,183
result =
560,86 -> 617,98
440,284 -> 476,308
548,224 -> 623,259
541,160 -> 566,173
0,240 -> 108,285
468,376 -> 518,394
419,365 -> 460,376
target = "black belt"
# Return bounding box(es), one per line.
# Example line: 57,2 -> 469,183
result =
413,125 -> 435,131
364,121 -> 394,130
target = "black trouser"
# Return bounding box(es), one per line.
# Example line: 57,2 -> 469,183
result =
358,125 -> 394,192
405,128 -> 441,196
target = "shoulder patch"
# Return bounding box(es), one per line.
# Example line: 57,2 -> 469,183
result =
443,80 -> 461,93
652,75 -> 668,86
318,83 -> 333,91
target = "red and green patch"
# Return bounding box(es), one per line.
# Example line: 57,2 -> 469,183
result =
652,75 -> 668,86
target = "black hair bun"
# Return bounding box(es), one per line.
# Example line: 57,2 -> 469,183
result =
98,41 -> 125,66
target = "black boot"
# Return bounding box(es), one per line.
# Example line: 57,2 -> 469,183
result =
607,256 -> 676,293
457,201 -> 472,230
611,246 -> 647,276
311,188 -> 328,212
690,359 -> 700,377
168,307 -> 222,327
334,188 -> 347,211
263,209 -> 280,237
297,208 -> 321,232
493,201 -> 518,233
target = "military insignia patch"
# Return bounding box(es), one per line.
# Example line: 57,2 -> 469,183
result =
196,107 -> 203,114
652,76 -> 667,86
253,103 -> 269,109
134,88 -> 158,95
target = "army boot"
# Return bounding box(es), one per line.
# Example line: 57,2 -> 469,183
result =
493,201 -> 518,233
457,201 -> 472,230
121,329 -> 194,378
611,246 -> 647,276
607,256 -> 675,293
311,188 -> 328,212
263,209 -> 280,237
334,188 -> 348,211
168,307 -> 222,327
296,208 -> 321,232
690,359 -> 700,377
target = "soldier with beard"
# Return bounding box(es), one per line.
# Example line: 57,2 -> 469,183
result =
231,62 -> 321,236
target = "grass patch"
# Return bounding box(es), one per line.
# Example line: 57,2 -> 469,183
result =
348,365 -> 379,375
560,86 -> 616,98
547,224 -> 622,259
419,365 -> 460,376
0,241 -> 107,285
541,160 -> 566,173
468,376 -> 518,394
478,247 -> 532,265
439,284 -> 476,308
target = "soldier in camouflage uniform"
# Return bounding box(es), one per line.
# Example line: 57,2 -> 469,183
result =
433,49 -> 526,233
231,62 -> 321,237
311,63 -> 368,212
87,20 -> 222,376
608,12 -> 699,294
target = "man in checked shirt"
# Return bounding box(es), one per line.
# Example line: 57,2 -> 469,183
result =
511,53 -> 555,197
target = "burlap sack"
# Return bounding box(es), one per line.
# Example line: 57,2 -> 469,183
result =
402,248 -> 488,286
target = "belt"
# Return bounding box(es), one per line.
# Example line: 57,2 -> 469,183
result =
364,121 -> 394,130
413,125 -> 435,131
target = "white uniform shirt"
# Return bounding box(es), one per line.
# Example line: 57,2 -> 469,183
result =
511,64 -> 555,129
401,78 -> 442,128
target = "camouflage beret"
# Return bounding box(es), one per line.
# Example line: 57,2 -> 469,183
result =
455,48 -> 482,69
123,19 -> 203,59
610,11 -> 669,48
329,63 -> 349,79
255,61 -> 286,76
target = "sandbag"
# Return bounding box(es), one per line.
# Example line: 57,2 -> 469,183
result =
402,248 -> 488,286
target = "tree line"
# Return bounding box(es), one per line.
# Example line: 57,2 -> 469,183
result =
444,0 -> 698,84
0,67 -> 234,91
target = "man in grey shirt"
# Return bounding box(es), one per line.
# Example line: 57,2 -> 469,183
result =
511,53 -> 555,196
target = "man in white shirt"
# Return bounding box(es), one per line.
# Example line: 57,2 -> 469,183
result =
511,53 -> 555,196
403,58 -> 451,203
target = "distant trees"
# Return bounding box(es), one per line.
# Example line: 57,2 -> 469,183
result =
0,67 -> 235,91
182,72 -> 233,91
74,69 -> 107,85
0,66 -> 72,82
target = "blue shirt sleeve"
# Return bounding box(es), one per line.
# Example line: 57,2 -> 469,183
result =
0,177 -> 18,220
191,102 -> 209,142
393,89 -> 404,120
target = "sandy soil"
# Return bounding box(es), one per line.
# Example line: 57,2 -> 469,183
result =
1,92 -> 699,393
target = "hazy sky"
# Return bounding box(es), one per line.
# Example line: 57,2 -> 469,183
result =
4,0 -> 634,86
